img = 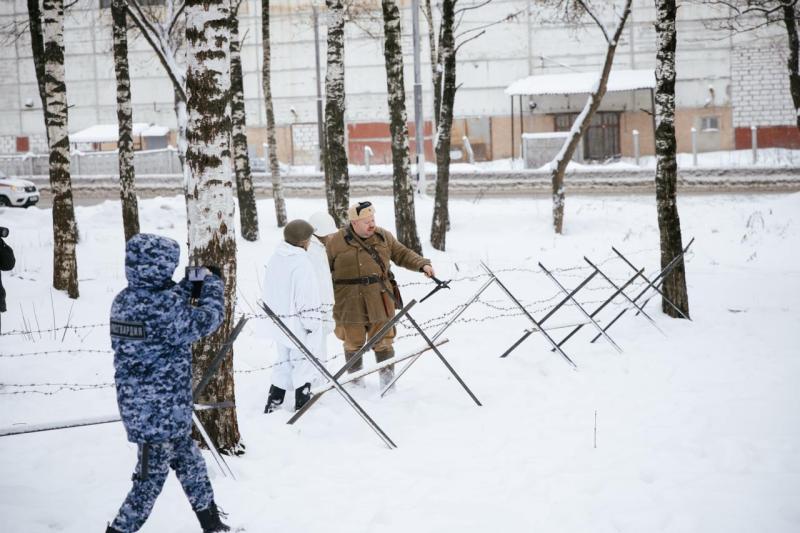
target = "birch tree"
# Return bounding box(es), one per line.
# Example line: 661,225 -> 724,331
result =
654,0 -> 689,317
380,0 -> 422,253
260,0 -> 288,227
429,0 -> 456,251
547,0 -> 632,234
230,0 -> 260,240
127,0 -> 258,237
26,0 -> 49,146
111,0 -> 140,242
422,0 -> 441,131
325,0 -> 350,226
184,0 -> 242,453
43,0 -> 79,298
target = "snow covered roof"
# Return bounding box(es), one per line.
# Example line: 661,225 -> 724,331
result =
505,69 -> 655,96
70,123 -> 169,143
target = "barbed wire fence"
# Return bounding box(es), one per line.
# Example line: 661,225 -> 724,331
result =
0,247 -> 684,397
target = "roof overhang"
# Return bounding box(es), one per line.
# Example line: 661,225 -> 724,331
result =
505,69 -> 655,97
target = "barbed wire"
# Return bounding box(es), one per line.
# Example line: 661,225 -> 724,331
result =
0,247 -> 679,396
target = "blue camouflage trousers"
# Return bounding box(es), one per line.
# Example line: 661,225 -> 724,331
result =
111,434 -> 214,532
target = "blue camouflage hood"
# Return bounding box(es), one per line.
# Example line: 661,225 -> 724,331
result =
125,233 -> 180,288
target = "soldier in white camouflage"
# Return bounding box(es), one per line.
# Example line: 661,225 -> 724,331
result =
105,233 -> 231,533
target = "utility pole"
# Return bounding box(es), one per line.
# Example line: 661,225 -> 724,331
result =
411,0 -> 426,192
313,5 -> 325,173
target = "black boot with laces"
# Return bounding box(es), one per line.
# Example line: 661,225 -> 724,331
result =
196,501 -> 231,532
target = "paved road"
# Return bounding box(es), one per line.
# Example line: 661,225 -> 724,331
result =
23,166 -> 800,208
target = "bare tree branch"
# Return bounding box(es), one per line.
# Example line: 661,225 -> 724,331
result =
576,0 -> 611,43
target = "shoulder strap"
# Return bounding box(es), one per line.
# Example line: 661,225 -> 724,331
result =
347,227 -> 389,276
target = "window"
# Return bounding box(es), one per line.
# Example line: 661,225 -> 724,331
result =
701,116 -> 720,132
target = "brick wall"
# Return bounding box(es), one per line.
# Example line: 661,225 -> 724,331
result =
731,42 -> 796,128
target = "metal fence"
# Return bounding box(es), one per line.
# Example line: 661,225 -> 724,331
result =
0,147 -> 183,177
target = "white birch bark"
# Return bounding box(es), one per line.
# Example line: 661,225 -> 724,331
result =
43,0 -> 79,299
184,0 -> 241,452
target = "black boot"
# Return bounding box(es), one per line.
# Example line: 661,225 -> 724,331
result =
294,382 -> 312,411
196,502 -> 231,532
264,384 -> 286,414
105,525 -> 122,533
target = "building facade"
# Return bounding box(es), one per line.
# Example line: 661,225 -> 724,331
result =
0,0 -> 797,165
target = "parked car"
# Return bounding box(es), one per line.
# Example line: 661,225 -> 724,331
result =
0,173 -> 39,208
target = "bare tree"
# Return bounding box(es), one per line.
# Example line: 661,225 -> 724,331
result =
111,0 -> 140,242
548,0 -> 632,234
43,0 -> 79,298
230,0 -> 260,240
261,0 -> 288,228
380,0 -> 423,253
325,0 -> 350,226
703,0 -> 799,130
429,0 -> 455,251
427,1 -> 520,250
654,0 -> 689,317
184,0 -> 242,453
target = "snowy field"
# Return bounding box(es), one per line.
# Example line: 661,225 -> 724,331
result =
1,191 -> 799,532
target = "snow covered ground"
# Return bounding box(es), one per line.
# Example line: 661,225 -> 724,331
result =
1,191 -> 799,532
278,147 -> 800,175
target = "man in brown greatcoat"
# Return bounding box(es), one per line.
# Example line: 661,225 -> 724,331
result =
326,201 -> 435,387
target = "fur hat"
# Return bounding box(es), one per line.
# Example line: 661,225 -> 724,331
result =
283,219 -> 314,245
347,201 -> 375,222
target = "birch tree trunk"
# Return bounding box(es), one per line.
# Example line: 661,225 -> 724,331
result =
230,2 -> 260,241
550,0 -> 632,234
111,0 -> 140,242
185,0 -> 242,453
325,0 -> 350,226
43,0 -> 79,299
783,1 -> 800,130
430,0 -> 455,251
27,0 -> 49,146
381,0 -> 422,254
654,0 -> 689,318
261,0 -> 288,227
423,0 -> 441,132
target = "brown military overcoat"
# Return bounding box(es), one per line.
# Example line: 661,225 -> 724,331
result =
326,225 -> 430,325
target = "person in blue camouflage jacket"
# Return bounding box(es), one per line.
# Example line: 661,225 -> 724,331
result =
106,233 -> 231,533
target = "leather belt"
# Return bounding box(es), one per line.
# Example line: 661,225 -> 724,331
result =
334,275 -> 382,285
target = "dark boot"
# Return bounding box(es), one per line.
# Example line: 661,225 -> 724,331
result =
375,350 -> 395,389
345,351 -> 364,387
264,384 -> 286,414
105,526 -> 122,533
196,502 -> 230,532
294,382 -> 312,411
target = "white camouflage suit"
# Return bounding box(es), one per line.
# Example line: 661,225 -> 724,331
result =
262,241 -> 326,390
